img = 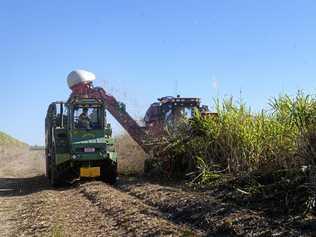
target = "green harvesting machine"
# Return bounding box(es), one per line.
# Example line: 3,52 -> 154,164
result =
45,70 -> 117,186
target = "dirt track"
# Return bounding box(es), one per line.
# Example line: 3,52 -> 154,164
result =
0,150 -> 315,237
0,150 -> 201,237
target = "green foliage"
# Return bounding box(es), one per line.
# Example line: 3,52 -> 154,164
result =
192,157 -> 222,184
160,91 -> 316,183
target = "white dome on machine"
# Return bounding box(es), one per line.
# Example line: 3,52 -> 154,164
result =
67,69 -> 96,88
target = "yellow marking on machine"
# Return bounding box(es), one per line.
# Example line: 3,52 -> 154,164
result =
80,167 -> 100,177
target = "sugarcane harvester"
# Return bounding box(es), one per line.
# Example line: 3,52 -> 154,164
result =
67,71 -> 209,152
71,72 -> 213,173
45,70 -> 119,186
45,69 -> 211,185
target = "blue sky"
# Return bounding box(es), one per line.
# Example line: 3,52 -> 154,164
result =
1,0 -> 316,145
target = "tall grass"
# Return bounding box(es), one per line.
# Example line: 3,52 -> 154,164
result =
159,91 -> 316,180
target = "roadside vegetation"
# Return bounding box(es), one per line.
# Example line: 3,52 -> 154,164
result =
161,91 -> 316,174
156,91 -> 316,215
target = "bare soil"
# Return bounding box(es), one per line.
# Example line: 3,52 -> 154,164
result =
0,148 -> 315,237
0,149 -> 197,237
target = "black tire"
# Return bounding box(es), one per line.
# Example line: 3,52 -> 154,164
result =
50,166 -> 60,187
45,154 -> 51,179
49,146 -> 61,187
100,161 -> 117,184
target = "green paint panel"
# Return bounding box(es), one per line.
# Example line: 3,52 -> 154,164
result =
71,129 -> 105,142
74,153 -> 104,161
56,153 -> 71,165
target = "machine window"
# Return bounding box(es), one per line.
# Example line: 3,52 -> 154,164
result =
73,106 -> 102,129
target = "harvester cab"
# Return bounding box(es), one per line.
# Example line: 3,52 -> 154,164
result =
68,97 -> 110,132
144,95 -> 202,136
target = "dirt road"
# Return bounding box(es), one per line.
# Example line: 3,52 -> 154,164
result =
0,150 -> 314,237
0,150 -> 201,237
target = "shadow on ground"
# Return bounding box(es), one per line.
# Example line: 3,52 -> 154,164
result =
0,175 -> 51,197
